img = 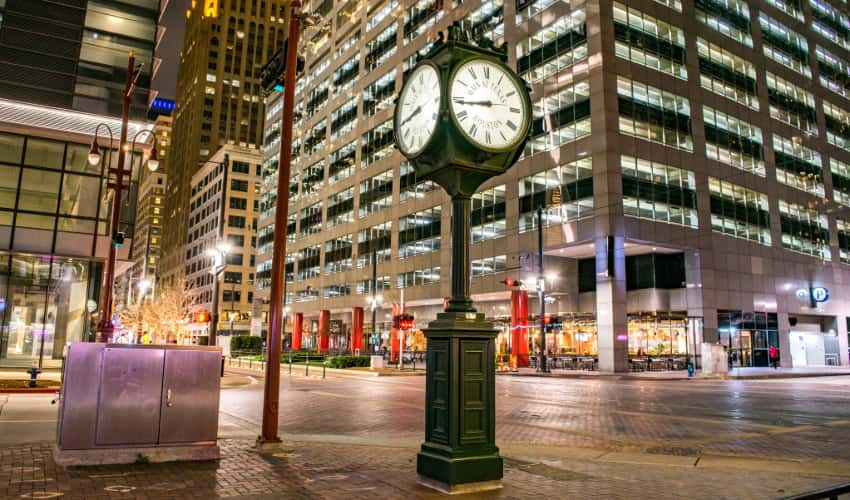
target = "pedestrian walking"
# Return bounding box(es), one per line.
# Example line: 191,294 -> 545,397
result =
768,345 -> 779,369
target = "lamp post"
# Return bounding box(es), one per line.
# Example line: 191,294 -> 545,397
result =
367,293 -> 383,354
536,207 -> 550,372
89,53 -> 155,342
206,241 -> 231,347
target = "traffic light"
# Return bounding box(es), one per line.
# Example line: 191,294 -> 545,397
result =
399,313 -> 415,330
392,313 -> 415,330
500,278 -> 523,287
260,40 -> 306,94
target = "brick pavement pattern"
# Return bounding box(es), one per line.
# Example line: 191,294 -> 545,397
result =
0,438 -> 845,499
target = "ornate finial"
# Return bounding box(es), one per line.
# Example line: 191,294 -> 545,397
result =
447,21 -> 469,42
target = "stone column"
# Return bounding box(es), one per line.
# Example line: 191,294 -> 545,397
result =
351,307 -> 364,354
510,290 -> 529,367
778,312 -> 793,368
291,312 -> 303,351
318,310 -> 330,352
837,315 -> 849,366
595,235 -> 629,373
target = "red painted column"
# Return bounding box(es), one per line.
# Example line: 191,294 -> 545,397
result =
390,303 -> 401,362
291,313 -> 303,351
351,307 -> 364,354
318,310 -> 330,352
511,290 -> 530,367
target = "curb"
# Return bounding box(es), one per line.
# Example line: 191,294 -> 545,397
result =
0,387 -> 60,393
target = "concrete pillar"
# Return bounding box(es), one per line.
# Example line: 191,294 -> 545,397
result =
778,312 -> 793,368
510,290 -> 529,367
351,307 -> 364,354
391,303 -> 401,362
318,310 -> 330,352
291,312 -> 303,351
838,315 -> 849,366
595,235 -> 629,373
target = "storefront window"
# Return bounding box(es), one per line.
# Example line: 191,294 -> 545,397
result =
718,310 -> 778,367
628,312 -> 688,356
529,313 -> 598,355
0,253 -> 93,366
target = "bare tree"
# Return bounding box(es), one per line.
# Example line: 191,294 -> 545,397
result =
117,280 -> 194,344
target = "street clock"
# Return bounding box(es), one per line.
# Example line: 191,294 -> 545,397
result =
393,24 -> 532,197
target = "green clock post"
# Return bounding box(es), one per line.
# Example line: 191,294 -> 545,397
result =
393,23 -> 532,494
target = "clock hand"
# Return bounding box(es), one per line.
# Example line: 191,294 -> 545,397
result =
401,105 -> 422,126
453,98 -> 494,107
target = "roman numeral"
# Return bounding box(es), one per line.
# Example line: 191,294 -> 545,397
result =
456,80 -> 468,87
469,124 -> 478,136
499,131 -> 507,142
404,128 -> 410,139
457,110 -> 468,120
506,120 -> 517,131
468,67 -> 477,79
505,90 -> 516,97
485,131 -> 492,144
498,75 -> 504,86
483,66 -> 490,79
509,107 -> 520,113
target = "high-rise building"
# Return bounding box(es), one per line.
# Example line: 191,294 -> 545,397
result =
160,0 -> 289,291
0,0 -> 159,119
184,144 -> 261,346
259,0 -> 850,371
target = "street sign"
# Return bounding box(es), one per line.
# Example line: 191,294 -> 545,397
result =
812,287 -> 829,303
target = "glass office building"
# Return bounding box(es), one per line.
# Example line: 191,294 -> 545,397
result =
0,98 -> 150,366
256,0 -> 850,371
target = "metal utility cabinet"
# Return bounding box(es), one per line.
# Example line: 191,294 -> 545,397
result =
54,343 -> 222,466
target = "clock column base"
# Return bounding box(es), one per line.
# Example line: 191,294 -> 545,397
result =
417,311 -> 502,492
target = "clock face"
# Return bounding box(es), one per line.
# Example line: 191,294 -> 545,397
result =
395,63 -> 442,156
449,59 -> 529,151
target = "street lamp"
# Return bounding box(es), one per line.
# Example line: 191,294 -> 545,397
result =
137,279 -> 152,303
367,292 -> 383,353
206,241 -> 231,347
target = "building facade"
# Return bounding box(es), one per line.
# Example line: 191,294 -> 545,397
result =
0,98 -> 150,367
160,0 -> 289,291
0,0 -> 159,119
185,145 -> 261,345
259,0 -> 850,371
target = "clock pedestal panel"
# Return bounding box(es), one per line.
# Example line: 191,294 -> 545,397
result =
417,312 -> 502,494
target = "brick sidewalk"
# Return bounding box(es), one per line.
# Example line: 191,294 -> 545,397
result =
1,438 -> 845,499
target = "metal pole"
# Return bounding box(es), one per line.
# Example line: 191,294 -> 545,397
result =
230,282 -> 235,337
209,154 -> 229,347
447,196 -> 473,312
371,247 -> 377,352
537,207 -> 549,373
260,1 -> 301,445
210,264 -> 221,346
98,52 -> 135,343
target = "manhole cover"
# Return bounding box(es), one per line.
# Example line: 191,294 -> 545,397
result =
19,493 -> 63,499
504,458 -> 588,482
104,485 -> 135,493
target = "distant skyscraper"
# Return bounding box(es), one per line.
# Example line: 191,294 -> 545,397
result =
0,0 -> 159,119
160,0 -> 288,290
